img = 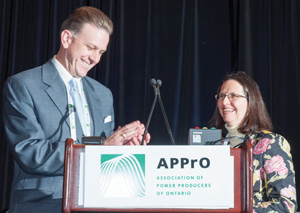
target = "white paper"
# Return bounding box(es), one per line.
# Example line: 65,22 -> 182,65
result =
78,152 -> 84,206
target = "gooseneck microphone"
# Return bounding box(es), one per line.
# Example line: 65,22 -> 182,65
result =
206,136 -> 245,145
142,79 -> 176,145
156,79 -> 176,145
156,79 -> 162,87
150,78 -> 157,88
141,79 -> 158,145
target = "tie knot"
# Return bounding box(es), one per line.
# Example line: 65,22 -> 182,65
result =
69,78 -> 78,90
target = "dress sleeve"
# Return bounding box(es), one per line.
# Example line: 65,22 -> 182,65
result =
252,133 -> 297,212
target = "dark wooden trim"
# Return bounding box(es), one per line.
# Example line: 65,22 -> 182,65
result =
63,140 -> 253,213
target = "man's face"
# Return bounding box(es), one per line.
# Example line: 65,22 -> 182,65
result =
64,23 -> 110,78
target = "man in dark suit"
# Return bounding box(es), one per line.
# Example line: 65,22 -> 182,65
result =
2,6 -> 150,213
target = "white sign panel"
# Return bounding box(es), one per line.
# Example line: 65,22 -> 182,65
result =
83,145 -> 233,209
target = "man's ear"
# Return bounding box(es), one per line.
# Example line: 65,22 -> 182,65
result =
61,30 -> 73,48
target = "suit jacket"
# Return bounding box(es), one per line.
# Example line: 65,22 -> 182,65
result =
2,59 -> 115,212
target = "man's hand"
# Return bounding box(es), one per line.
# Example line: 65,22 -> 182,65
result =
124,131 -> 151,146
104,120 -> 151,145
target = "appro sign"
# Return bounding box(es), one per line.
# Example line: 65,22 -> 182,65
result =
83,145 -> 234,209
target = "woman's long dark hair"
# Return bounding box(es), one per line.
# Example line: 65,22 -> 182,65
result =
208,72 -> 273,136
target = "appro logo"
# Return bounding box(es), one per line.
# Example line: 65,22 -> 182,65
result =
99,154 -> 145,197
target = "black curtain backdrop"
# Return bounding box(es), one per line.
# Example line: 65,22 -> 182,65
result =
1,0 -> 299,211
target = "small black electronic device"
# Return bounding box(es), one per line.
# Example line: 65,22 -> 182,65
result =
82,136 -> 105,145
188,128 -> 222,145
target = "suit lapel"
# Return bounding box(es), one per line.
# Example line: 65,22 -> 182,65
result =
40,60 -> 106,137
42,60 -> 70,128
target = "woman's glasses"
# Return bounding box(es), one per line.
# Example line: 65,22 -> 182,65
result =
215,93 -> 248,101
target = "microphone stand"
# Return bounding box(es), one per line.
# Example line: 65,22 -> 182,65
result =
142,79 -> 176,145
156,80 -> 176,145
141,80 -> 158,145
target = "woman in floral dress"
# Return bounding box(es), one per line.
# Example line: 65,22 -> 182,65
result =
208,71 -> 297,212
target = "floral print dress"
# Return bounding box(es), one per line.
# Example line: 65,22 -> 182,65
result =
247,131 -> 297,212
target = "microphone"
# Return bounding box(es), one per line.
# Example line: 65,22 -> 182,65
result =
150,78 -> 157,87
206,136 -> 245,146
141,79 -> 158,145
156,79 -> 176,145
156,79 -> 162,87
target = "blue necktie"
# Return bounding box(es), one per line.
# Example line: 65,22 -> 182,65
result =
69,78 -> 86,135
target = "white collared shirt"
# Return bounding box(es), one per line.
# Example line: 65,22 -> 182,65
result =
52,56 -> 83,91
51,56 -> 91,141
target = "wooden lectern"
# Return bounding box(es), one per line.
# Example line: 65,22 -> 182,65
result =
63,139 -> 253,213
